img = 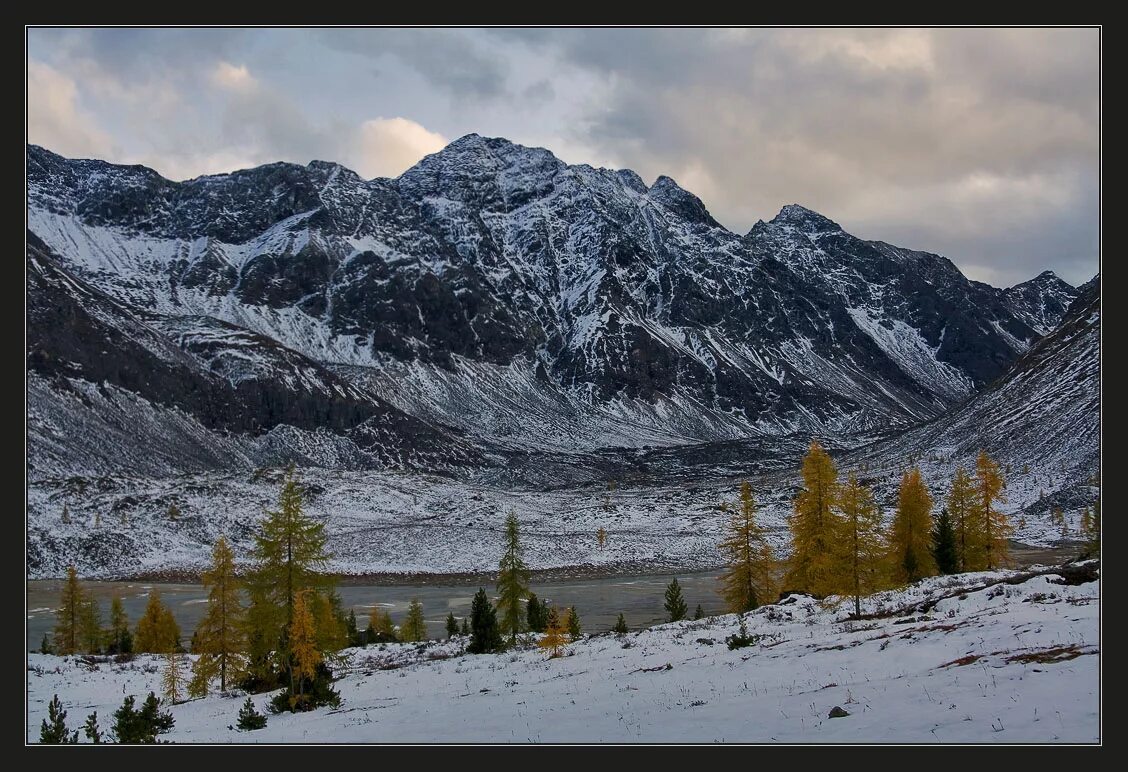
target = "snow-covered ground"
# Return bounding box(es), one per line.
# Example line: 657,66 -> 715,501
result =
27,565 -> 1099,743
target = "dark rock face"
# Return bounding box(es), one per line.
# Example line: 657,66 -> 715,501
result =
26,135 -> 1083,458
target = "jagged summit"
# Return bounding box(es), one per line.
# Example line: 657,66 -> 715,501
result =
769,203 -> 843,234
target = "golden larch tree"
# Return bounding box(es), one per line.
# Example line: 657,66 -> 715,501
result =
717,481 -> 777,613
189,537 -> 247,697
785,441 -> 845,597
538,606 -> 567,658
838,473 -> 887,616
52,565 -> 84,655
947,466 -> 980,571
888,467 -> 938,585
975,450 -> 1010,569
135,590 -> 181,653
400,598 -> 428,642
287,590 -> 321,711
597,527 -> 607,551
162,652 -> 185,704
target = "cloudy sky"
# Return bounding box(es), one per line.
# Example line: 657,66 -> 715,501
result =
27,28 -> 1099,286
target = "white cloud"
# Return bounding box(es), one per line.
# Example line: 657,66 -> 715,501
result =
211,61 -> 256,92
350,117 -> 448,178
27,58 -> 115,158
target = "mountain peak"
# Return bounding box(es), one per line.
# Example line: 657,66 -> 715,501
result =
770,204 -> 842,234
647,175 -> 720,228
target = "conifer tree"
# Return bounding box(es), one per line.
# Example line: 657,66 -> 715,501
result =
367,607 -> 397,642
597,527 -> 607,551
40,695 -> 77,743
947,466 -> 979,571
612,613 -> 629,635
346,609 -> 359,646
109,596 -> 131,654
113,692 -> 174,743
565,606 -> 582,639
168,502 -> 180,522
975,450 -> 1010,569
39,633 -> 51,654
401,598 -> 428,642
888,467 -> 938,585
694,604 -> 705,620
717,481 -> 776,613
134,590 -> 181,653
467,588 -> 502,654
94,511 -> 101,527
162,652 -> 185,704
526,592 -> 546,633
664,578 -> 688,622
236,697 -> 268,731
839,473 -> 887,616
78,597 -> 103,653
190,537 -> 246,696
496,511 -> 531,645
461,617 -> 471,636
83,712 -> 103,743
287,590 -> 321,711
246,468 -> 334,687
932,508 -> 959,575
311,590 -> 349,656
539,606 -> 567,658
785,441 -> 845,596
61,504 -> 71,525
53,565 -> 84,655
446,611 -> 459,637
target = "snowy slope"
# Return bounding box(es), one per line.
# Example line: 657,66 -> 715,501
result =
26,566 -> 1099,743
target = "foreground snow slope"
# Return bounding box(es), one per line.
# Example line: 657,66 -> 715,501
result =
27,566 -> 1099,743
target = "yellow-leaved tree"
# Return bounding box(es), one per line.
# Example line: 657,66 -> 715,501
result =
888,467 -> 938,585
538,605 -> 567,659
975,450 -> 1010,569
947,466 -> 980,571
134,590 -> 181,653
838,473 -> 886,616
189,537 -> 247,697
717,481 -> 777,613
785,441 -> 844,597
287,590 -> 321,712
52,565 -> 84,655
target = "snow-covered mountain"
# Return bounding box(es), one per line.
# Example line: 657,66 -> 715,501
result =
27,137 -> 1078,459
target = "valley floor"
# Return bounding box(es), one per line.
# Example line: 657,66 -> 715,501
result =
26,564 -> 1099,744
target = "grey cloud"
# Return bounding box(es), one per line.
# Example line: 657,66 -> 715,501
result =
319,29 -> 509,99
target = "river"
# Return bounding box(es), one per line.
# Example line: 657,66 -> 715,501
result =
26,570 -> 726,651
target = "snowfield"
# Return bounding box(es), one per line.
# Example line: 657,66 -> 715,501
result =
27,565 -> 1099,743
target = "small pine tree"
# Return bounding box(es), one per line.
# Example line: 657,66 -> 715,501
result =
932,507 -> 959,575
460,617 -> 470,636
565,606 -> 582,640
39,633 -> 51,654
496,511 -> 531,645
467,588 -> 502,654
113,692 -> 175,743
401,598 -> 427,642
526,592 -> 546,633
94,510 -> 101,527
162,652 -> 185,704
597,527 -> 607,551
539,606 -> 567,658
948,466 -> 979,571
61,504 -> 71,525
693,604 -> 705,620
40,695 -> 77,743
445,611 -> 459,637
168,502 -> 180,522
236,697 -> 268,731
664,578 -> 688,623
612,613 -> 629,635
109,596 -> 131,655
83,711 -> 103,743
346,609 -> 359,646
